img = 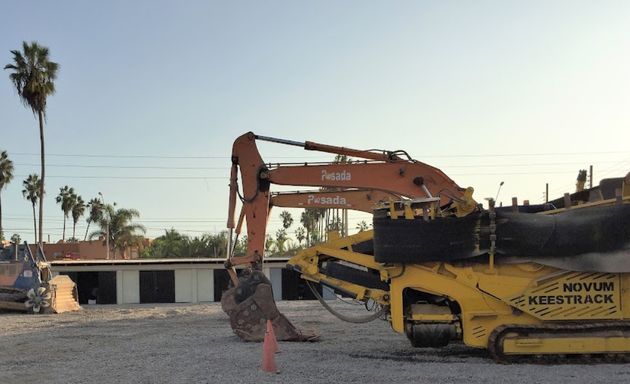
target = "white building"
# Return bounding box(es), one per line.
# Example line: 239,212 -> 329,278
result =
51,258 -> 334,305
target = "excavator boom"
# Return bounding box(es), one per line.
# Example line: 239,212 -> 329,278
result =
222,132 -> 477,342
226,132 -> 476,270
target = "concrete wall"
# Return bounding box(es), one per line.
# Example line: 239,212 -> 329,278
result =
119,270 -> 140,304
196,269 -> 214,302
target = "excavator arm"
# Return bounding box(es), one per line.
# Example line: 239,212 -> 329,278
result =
222,132 -> 478,342
226,132 -> 476,271
271,189 -> 403,213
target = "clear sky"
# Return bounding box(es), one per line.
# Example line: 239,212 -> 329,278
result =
1,1 -> 629,245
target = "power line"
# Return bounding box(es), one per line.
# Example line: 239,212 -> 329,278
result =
14,163 -> 227,170
10,170 -> 597,181
10,152 -> 228,159
9,153 -> 328,160
423,151 -> 629,158
8,150 -> 629,159
595,158 -> 630,180
12,160 -> 623,170
13,175 -> 228,180
439,161 -> 621,168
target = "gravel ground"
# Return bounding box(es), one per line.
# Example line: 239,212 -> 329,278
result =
2,301 -> 630,384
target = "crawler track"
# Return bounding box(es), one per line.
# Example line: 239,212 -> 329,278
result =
488,322 -> 630,364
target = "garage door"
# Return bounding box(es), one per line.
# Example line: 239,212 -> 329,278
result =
139,270 -> 175,303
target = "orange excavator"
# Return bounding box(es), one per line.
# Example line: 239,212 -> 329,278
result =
220,132 -> 478,341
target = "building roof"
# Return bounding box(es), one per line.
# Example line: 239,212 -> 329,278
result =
51,257 -> 291,267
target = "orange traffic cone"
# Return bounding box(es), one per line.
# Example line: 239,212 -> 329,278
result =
266,319 -> 280,353
262,331 -> 281,374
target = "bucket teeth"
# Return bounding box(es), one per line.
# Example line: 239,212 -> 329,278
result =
222,280 -> 318,342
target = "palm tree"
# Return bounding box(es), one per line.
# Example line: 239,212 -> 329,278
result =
55,186 -> 75,241
280,211 -> 294,229
206,231 -> 229,258
5,41 -> 59,247
295,227 -> 305,247
300,210 -> 313,246
157,229 -> 186,258
181,235 -> 209,258
322,155 -> 352,237
71,195 -> 85,242
356,220 -> 370,232
22,174 -> 42,244
264,234 -> 275,255
275,228 -> 288,256
90,207 -> 146,259
301,208 -> 324,246
0,150 -> 14,240
84,198 -> 103,241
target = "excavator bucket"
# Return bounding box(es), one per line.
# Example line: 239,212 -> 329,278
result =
220,271 -> 318,342
24,275 -> 81,314
48,275 -> 82,313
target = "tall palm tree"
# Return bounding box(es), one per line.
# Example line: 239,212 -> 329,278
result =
10,233 -> 21,244
55,186 -> 75,241
5,41 -> 59,247
71,195 -> 85,242
90,207 -> 146,259
301,208 -> 324,246
84,198 -> 103,241
0,150 -> 14,240
22,174 -> 42,244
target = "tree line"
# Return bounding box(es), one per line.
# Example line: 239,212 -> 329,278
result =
0,157 -> 146,258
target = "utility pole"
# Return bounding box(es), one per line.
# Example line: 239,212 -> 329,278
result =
546,183 -> 549,203
98,192 -> 110,260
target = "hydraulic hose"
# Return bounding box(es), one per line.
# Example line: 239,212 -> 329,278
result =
306,280 -> 390,324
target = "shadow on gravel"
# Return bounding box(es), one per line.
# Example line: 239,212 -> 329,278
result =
349,344 -> 492,363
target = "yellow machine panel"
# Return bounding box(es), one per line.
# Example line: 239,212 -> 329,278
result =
509,272 -> 622,320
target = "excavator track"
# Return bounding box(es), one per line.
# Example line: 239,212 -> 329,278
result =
488,322 -> 630,364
